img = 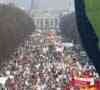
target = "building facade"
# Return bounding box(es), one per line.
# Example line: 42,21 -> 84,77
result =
32,10 -> 60,32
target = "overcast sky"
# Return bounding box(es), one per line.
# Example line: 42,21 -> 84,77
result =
35,0 -> 74,10
16,0 -> 75,11
0,0 -> 75,11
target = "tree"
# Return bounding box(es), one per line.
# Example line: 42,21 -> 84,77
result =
60,13 -> 80,44
0,4 -> 35,63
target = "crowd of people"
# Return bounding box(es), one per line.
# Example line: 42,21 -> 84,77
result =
0,32 -> 99,90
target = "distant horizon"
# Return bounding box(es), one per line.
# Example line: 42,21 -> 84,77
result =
0,0 -> 75,12
32,0 -> 75,12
